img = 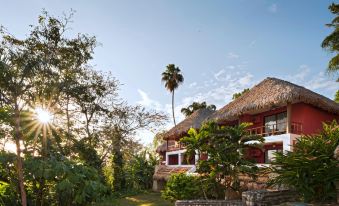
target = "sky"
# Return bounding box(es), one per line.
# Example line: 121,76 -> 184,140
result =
1,0 -> 338,145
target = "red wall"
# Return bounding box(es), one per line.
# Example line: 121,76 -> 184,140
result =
291,103 -> 339,135
236,103 -> 338,135
246,143 -> 283,163
239,107 -> 287,130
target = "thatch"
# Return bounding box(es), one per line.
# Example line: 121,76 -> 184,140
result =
210,77 -> 339,122
164,108 -> 215,139
153,165 -> 193,181
156,142 -> 167,153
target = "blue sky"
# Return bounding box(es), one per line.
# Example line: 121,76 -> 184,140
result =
1,0 -> 338,144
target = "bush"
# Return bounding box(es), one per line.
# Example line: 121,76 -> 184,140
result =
269,121 -> 339,203
162,173 -> 225,201
24,157 -> 109,206
124,150 -> 157,190
162,173 -> 202,201
0,181 -> 19,206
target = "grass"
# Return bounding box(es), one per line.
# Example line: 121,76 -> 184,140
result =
95,192 -> 173,206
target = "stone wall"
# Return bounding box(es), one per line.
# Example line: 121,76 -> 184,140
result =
241,190 -> 298,206
175,190 -> 298,206
238,170 -> 277,190
175,200 -> 243,206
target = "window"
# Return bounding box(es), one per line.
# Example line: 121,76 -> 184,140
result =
181,153 -> 195,165
265,149 -> 282,163
168,154 -> 178,165
264,112 -> 287,134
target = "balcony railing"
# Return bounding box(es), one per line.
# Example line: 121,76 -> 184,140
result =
167,141 -> 186,151
247,122 -> 302,136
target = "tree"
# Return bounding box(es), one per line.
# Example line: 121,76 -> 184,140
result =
161,64 -> 184,126
322,3 -> 339,80
101,105 -> 166,192
181,122 -> 264,200
181,101 -> 216,117
335,90 -> 339,103
269,121 -> 339,203
0,10 -> 168,205
0,11 -> 99,205
232,88 -> 250,100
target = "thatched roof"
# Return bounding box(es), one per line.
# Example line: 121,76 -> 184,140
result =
153,165 -> 193,180
156,142 -> 167,153
164,108 -> 215,139
210,77 -> 339,122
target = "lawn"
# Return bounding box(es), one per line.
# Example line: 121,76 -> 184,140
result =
95,192 -> 173,206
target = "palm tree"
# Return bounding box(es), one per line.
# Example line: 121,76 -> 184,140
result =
161,64 -> 184,126
321,3 -> 339,79
181,101 -> 216,117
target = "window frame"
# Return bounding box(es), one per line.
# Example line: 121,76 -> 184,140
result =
263,111 -> 287,134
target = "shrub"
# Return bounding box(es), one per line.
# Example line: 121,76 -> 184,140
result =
24,157 -> 109,206
161,173 -> 202,201
0,181 -> 19,206
162,173 -> 225,201
124,150 -> 157,190
181,122 -> 263,199
269,121 -> 339,203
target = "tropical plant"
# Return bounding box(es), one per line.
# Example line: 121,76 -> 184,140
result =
124,150 -> 157,190
181,102 -> 216,117
162,173 -> 202,201
161,64 -> 184,126
24,157 -> 109,206
162,173 -> 224,201
322,3 -> 339,80
335,90 -> 339,103
181,122 -> 264,200
269,121 -> 339,203
232,88 -> 250,100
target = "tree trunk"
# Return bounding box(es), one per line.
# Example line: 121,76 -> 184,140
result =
172,90 -> 176,126
112,128 -> 125,191
14,105 -> 27,206
66,95 -> 71,149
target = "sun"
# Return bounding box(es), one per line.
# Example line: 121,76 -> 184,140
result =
35,108 -> 53,124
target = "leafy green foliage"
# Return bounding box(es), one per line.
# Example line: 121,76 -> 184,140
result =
181,101 -> 216,117
335,90 -> 339,103
162,173 -> 202,201
0,151 -> 19,206
232,88 -> 250,100
322,3 -> 339,80
269,121 -> 339,203
0,181 -> 18,206
181,122 -> 264,199
162,173 -> 224,201
24,157 -> 108,206
125,150 -> 157,190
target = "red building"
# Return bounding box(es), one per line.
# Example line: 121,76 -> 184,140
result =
153,77 -> 339,191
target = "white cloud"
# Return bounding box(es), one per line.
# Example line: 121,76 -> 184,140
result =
214,69 -> 226,80
284,65 -> 338,97
286,64 -> 310,82
136,89 -> 162,111
227,52 -> 239,59
268,3 -> 278,13
188,82 -> 197,88
238,73 -> 254,86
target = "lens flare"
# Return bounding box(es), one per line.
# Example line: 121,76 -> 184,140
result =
35,108 -> 53,124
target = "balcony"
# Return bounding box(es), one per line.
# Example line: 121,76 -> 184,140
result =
167,141 -> 186,152
247,122 -> 302,136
